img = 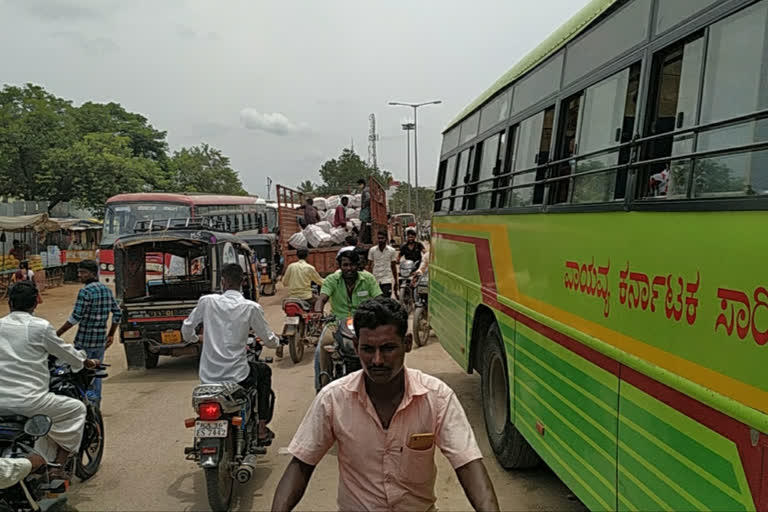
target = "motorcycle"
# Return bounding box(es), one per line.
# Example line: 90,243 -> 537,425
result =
48,360 -> 108,481
0,415 -> 70,512
412,270 -> 431,347
184,338 -> 274,512
280,298 -> 323,364
398,260 -> 417,313
318,316 -> 360,389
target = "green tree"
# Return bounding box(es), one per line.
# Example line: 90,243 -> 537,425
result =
297,180 -> 316,194
389,183 -> 435,219
0,84 -> 78,201
73,101 -> 169,161
169,143 -> 247,195
40,133 -> 167,215
316,148 -> 391,195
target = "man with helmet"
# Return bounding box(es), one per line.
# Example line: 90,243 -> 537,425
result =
312,247 -> 381,391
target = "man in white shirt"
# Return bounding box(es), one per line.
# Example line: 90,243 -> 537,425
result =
0,281 -> 99,477
367,229 -> 398,298
182,263 -> 280,446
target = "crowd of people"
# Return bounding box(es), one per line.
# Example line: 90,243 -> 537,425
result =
0,234 -> 500,511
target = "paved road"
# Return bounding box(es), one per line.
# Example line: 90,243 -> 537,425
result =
12,283 -> 585,511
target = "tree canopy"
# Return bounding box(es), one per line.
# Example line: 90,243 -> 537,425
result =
0,83 -> 250,215
169,144 -> 247,196
389,183 -> 435,219
314,148 -> 391,195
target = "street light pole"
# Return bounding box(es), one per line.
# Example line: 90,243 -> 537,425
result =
388,100 -> 442,222
401,122 -> 415,212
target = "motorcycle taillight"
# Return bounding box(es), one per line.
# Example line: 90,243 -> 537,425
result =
198,402 -> 221,421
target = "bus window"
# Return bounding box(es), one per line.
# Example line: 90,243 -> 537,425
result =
508,107 -> 554,207
452,148 -> 473,211
550,93 -> 582,204
493,126 -> 516,209
570,63 -> 640,204
439,155 -> 457,212
693,1 -> 768,197
639,35 -> 704,199
470,133 -> 502,210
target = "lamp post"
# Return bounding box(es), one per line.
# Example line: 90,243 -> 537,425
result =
388,100 -> 442,220
401,122 -> 415,212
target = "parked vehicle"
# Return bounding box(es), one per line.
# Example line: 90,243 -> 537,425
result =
184,339 -> 273,512
48,359 -> 108,481
398,260 -> 417,313
113,218 -> 259,370
412,270 -> 431,347
237,230 -> 281,296
0,415 -> 70,512
281,298 -> 323,364
318,317 -> 360,389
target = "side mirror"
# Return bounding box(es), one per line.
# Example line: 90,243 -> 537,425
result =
24,414 -> 52,437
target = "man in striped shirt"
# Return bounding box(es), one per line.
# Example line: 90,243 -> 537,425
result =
57,260 -> 121,408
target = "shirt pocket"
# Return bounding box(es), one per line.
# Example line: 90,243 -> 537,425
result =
399,443 -> 436,485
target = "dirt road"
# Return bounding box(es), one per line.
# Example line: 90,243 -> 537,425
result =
8,284 -> 585,511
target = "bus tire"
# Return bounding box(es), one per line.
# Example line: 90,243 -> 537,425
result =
480,323 -> 540,469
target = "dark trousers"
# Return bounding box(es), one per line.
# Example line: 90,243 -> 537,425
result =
379,283 -> 393,298
239,361 -> 273,424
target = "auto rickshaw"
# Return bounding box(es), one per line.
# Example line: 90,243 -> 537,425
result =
237,229 -> 281,296
114,218 -> 259,370
389,213 -> 417,246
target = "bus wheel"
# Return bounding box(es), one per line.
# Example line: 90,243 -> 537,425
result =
480,323 -> 540,469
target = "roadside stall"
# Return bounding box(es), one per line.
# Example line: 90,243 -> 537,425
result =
0,213 -> 62,296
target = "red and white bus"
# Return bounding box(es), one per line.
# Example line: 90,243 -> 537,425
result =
99,193 -> 267,284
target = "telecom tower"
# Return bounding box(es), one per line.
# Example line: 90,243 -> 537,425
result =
368,113 -> 379,169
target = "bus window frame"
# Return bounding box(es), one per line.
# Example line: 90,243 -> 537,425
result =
435,0 -> 768,217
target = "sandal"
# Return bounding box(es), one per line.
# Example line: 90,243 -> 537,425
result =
257,427 -> 275,447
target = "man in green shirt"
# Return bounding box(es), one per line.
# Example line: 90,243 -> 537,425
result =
313,248 -> 381,391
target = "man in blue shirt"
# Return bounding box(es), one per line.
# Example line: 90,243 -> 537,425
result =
57,260 -> 122,407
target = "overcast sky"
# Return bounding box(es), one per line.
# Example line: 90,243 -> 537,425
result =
0,0 -> 585,196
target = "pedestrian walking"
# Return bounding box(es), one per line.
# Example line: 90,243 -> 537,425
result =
57,260 -> 121,408
367,229 -> 398,298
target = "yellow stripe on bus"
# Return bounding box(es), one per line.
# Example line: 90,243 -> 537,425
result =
433,222 -> 768,417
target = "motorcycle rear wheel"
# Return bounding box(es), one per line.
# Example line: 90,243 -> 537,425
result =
413,307 -> 430,347
205,434 -> 234,512
75,406 -> 104,481
289,323 -> 305,363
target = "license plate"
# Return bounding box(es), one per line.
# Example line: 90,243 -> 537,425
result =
195,420 -> 228,438
285,316 -> 300,325
161,330 -> 181,344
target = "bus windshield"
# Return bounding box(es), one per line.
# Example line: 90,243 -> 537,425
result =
102,202 -> 192,247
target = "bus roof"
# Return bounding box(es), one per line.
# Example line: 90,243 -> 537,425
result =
106,193 -> 261,206
445,0 -> 619,132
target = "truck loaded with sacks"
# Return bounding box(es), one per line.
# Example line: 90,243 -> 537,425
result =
275,178 -> 388,276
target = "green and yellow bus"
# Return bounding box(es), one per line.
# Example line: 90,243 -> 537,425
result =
431,0 -> 768,510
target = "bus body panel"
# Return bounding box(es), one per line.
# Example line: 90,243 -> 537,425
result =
430,213 -> 768,511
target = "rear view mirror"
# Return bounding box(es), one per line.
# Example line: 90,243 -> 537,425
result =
24,415 -> 52,437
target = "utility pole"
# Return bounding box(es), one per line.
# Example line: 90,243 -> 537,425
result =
401,122 -> 415,212
388,100 -> 442,220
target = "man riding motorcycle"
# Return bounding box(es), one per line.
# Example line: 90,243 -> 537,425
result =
313,248 -> 382,391
282,248 -> 323,309
181,263 -> 279,446
0,282 -> 99,480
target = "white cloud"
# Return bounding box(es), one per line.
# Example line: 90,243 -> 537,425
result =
239,109 -> 309,136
